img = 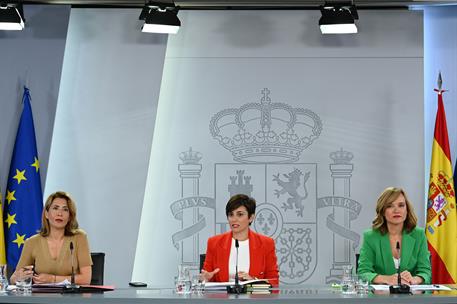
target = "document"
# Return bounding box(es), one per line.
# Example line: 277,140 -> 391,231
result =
370,284 -> 451,291
411,285 -> 451,291
32,282 -> 115,293
205,279 -> 270,289
33,279 -> 71,287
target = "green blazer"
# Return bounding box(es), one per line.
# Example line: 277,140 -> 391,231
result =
357,227 -> 431,284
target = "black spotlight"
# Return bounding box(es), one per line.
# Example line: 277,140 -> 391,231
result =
319,2 -> 358,34
139,1 -> 180,34
0,2 -> 25,31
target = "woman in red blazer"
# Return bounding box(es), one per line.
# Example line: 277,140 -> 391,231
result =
201,194 -> 279,286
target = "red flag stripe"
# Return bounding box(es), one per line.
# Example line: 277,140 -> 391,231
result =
428,241 -> 455,283
433,93 -> 452,161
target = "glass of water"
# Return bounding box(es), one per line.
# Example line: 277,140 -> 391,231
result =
354,275 -> 369,295
16,274 -> 32,294
175,265 -> 191,294
341,264 -> 356,294
0,265 -> 8,293
192,274 -> 205,294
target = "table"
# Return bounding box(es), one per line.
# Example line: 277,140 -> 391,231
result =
0,285 -> 457,304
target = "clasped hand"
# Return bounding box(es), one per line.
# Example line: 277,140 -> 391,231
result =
386,271 -> 423,285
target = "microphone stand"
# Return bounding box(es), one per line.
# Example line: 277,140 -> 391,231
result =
227,239 -> 247,294
389,241 -> 410,294
64,241 -> 81,293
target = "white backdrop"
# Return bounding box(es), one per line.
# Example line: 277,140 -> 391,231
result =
44,8 -> 168,286
133,10 -> 423,285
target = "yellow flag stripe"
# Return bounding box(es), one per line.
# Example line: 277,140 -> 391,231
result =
0,192 -> 6,264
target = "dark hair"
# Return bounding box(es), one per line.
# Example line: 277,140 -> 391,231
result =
225,194 -> 256,223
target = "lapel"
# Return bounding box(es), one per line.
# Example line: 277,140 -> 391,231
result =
400,230 -> 414,270
248,229 -> 261,274
380,232 -> 396,274
218,232 -> 233,282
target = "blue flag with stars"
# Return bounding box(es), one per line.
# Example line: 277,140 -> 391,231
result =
4,87 -> 43,271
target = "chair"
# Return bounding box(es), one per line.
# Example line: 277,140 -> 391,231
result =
355,253 -> 360,273
6,265 -> 14,281
90,252 -> 105,285
199,254 -> 206,272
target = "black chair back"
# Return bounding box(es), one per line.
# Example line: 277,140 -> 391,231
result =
90,252 -> 105,285
199,254 -> 206,272
355,253 -> 360,273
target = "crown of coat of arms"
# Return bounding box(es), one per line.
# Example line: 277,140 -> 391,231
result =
330,148 -> 354,164
209,88 -> 323,163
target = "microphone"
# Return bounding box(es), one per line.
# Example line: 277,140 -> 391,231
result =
70,242 -> 75,286
389,241 -> 410,294
64,241 -> 80,293
227,239 -> 247,294
396,242 -> 401,286
234,240 -> 239,287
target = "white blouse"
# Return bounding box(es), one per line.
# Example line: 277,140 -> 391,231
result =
393,257 -> 400,270
228,238 -> 250,281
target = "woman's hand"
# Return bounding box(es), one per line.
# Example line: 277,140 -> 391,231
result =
18,265 -> 34,278
33,273 -> 55,284
11,265 -> 34,284
200,268 -> 220,282
384,274 -> 401,285
237,271 -> 253,281
400,271 -> 423,285
410,276 -> 424,285
373,274 -> 409,285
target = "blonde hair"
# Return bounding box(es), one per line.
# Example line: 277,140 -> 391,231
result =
372,187 -> 417,234
40,191 -> 79,236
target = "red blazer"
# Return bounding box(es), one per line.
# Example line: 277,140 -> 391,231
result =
203,229 -> 279,286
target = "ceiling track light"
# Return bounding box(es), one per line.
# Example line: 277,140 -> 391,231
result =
139,1 -> 181,34
0,2 -> 25,31
319,1 -> 358,34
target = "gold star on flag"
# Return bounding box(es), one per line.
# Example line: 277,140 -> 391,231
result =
31,157 -> 40,173
13,169 -> 27,184
12,233 -> 26,248
5,213 -> 17,228
6,190 -> 16,205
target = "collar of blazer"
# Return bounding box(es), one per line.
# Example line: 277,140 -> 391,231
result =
221,229 -> 262,249
380,229 -> 416,274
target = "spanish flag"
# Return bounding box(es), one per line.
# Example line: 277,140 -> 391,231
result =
0,190 -> 5,264
426,80 -> 457,284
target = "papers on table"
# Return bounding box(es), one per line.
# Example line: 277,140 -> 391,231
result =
370,284 -> 451,291
33,279 -> 71,287
31,281 -> 115,293
205,279 -> 271,291
411,285 -> 452,291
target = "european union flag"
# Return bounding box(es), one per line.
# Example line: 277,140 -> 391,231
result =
4,87 -> 43,271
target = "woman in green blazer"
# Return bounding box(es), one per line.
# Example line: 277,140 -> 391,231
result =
358,187 -> 431,285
